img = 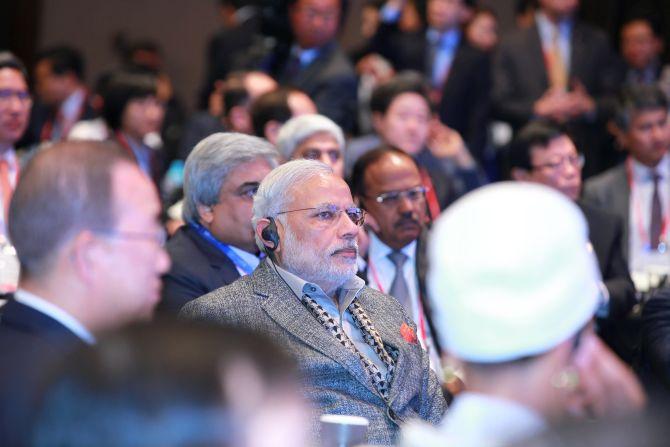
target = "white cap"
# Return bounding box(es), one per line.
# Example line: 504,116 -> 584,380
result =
428,182 -> 601,363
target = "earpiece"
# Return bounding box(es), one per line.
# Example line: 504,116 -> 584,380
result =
261,216 -> 280,252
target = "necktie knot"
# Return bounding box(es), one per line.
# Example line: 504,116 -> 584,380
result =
387,250 -> 407,269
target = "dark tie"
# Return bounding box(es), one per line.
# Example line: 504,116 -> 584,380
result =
388,250 -> 412,315
650,171 -> 663,249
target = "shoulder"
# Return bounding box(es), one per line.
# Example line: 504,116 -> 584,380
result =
584,164 -> 626,192
498,26 -> 537,52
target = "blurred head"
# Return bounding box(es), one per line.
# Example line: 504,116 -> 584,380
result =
102,70 -> 165,140
612,84 -> 669,167
183,133 -> 279,253
0,52 -> 31,150
509,120 -> 582,201
30,322 -> 310,447
289,0 -> 341,49
250,87 -> 316,145
466,8 -> 499,52
34,46 -> 85,107
371,72 -> 432,155
352,147 -> 427,249
427,0 -> 468,32
537,0 -> 578,21
620,17 -> 663,71
253,160 -> 362,294
9,141 -> 170,331
428,182 -> 601,420
276,114 -> 345,177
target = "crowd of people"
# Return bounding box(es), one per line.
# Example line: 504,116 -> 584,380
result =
2,0 -> 670,445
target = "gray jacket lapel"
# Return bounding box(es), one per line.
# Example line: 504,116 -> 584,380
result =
254,262 -> 383,398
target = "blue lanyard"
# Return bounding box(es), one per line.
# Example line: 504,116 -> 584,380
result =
189,222 -> 256,275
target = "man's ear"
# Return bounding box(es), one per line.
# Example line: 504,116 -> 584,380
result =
511,167 -> 531,181
197,204 -> 214,225
255,217 -> 281,255
607,120 -> 627,151
68,230 -> 100,286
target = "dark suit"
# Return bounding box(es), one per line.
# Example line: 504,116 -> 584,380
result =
642,288 -> 670,389
180,261 -> 446,445
20,96 -> 97,148
159,224 -> 242,314
492,19 -> 624,177
261,41 -> 358,133
579,202 -> 638,364
0,298 -> 87,445
371,24 -> 491,162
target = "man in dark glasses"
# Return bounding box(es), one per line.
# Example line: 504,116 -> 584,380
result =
181,159 -> 446,445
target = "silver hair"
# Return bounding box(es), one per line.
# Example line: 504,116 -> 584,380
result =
275,114 -> 345,161
182,132 -> 279,224
252,159 -> 333,250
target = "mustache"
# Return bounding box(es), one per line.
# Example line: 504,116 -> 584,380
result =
330,240 -> 359,255
394,217 -> 422,228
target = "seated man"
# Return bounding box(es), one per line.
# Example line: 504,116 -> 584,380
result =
276,113 -> 345,177
507,119 -> 637,363
160,133 -> 279,314
347,72 -> 485,214
180,160 -> 446,445
1,140 -> 170,444
250,86 -> 316,145
583,84 -> 670,291
351,147 -> 442,373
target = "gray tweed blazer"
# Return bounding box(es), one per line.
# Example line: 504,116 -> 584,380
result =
180,260 -> 447,445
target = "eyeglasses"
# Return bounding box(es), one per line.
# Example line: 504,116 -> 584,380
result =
532,154 -> 585,171
0,89 -> 32,106
93,228 -> 167,246
368,186 -> 427,206
276,204 -> 366,226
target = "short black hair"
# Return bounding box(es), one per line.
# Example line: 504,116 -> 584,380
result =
621,12 -> 663,37
0,51 -> 28,82
350,144 -> 417,202
102,69 -> 158,131
613,84 -> 669,131
370,71 -> 432,115
249,87 -> 293,137
36,46 -> 85,80
506,119 -> 569,174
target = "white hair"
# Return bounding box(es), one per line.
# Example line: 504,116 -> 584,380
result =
275,114 -> 345,161
252,159 -> 333,250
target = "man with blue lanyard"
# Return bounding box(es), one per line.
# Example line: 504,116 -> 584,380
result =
159,132 -> 279,314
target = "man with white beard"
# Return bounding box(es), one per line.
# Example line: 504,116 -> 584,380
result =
180,159 -> 446,445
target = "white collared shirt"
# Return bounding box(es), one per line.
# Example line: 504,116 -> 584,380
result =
0,148 -> 19,237
14,289 -> 96,345
536,11 -> 573,77
628,154 -> 670,279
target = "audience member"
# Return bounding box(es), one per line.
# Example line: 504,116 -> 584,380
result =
348,72 -> 485,213
29,322 -> 310,447
508,120 -> 637,363
102,70 -> 167,187
250,86 -> 316,145
465,7 -> 499,52
180,160 -> 446,444
619,16 -> 670,98
160,133 -> 279,314
26,46 -> 96,144
0,140 -> 170,444
180,71 -> 278,160
351,147 -> 442,373
401,182 -> 645,447
276,113 -> 345,177
371,0 -> 491,161
256,0 -> 358,133
583,84 -> 670,291
0,52 -> 31,246
492,0 -> 624,177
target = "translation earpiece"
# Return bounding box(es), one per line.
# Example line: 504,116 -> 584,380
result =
261,216 -> 280,252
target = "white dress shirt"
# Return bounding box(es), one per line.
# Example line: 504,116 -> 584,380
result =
228,245 -> 260,277
536,11 -> 573,77
0,148 -> 19,238
14,289 -> 96,345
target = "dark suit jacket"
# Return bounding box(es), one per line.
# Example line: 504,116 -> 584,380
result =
371,24 -> 491,162
20,96 -> 97,148
263,40 -> 358,133
180,261 -> 446,445
642,288 -> 670,388
159,224 -> 242,315
0,298 -> 86,445
492,19 -> 624,176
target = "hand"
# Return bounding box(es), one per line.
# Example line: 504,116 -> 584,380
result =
533,87 -> 572,122
566,80 -> 596,117
427,120 -> 476,168
567,333 -> 646,418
